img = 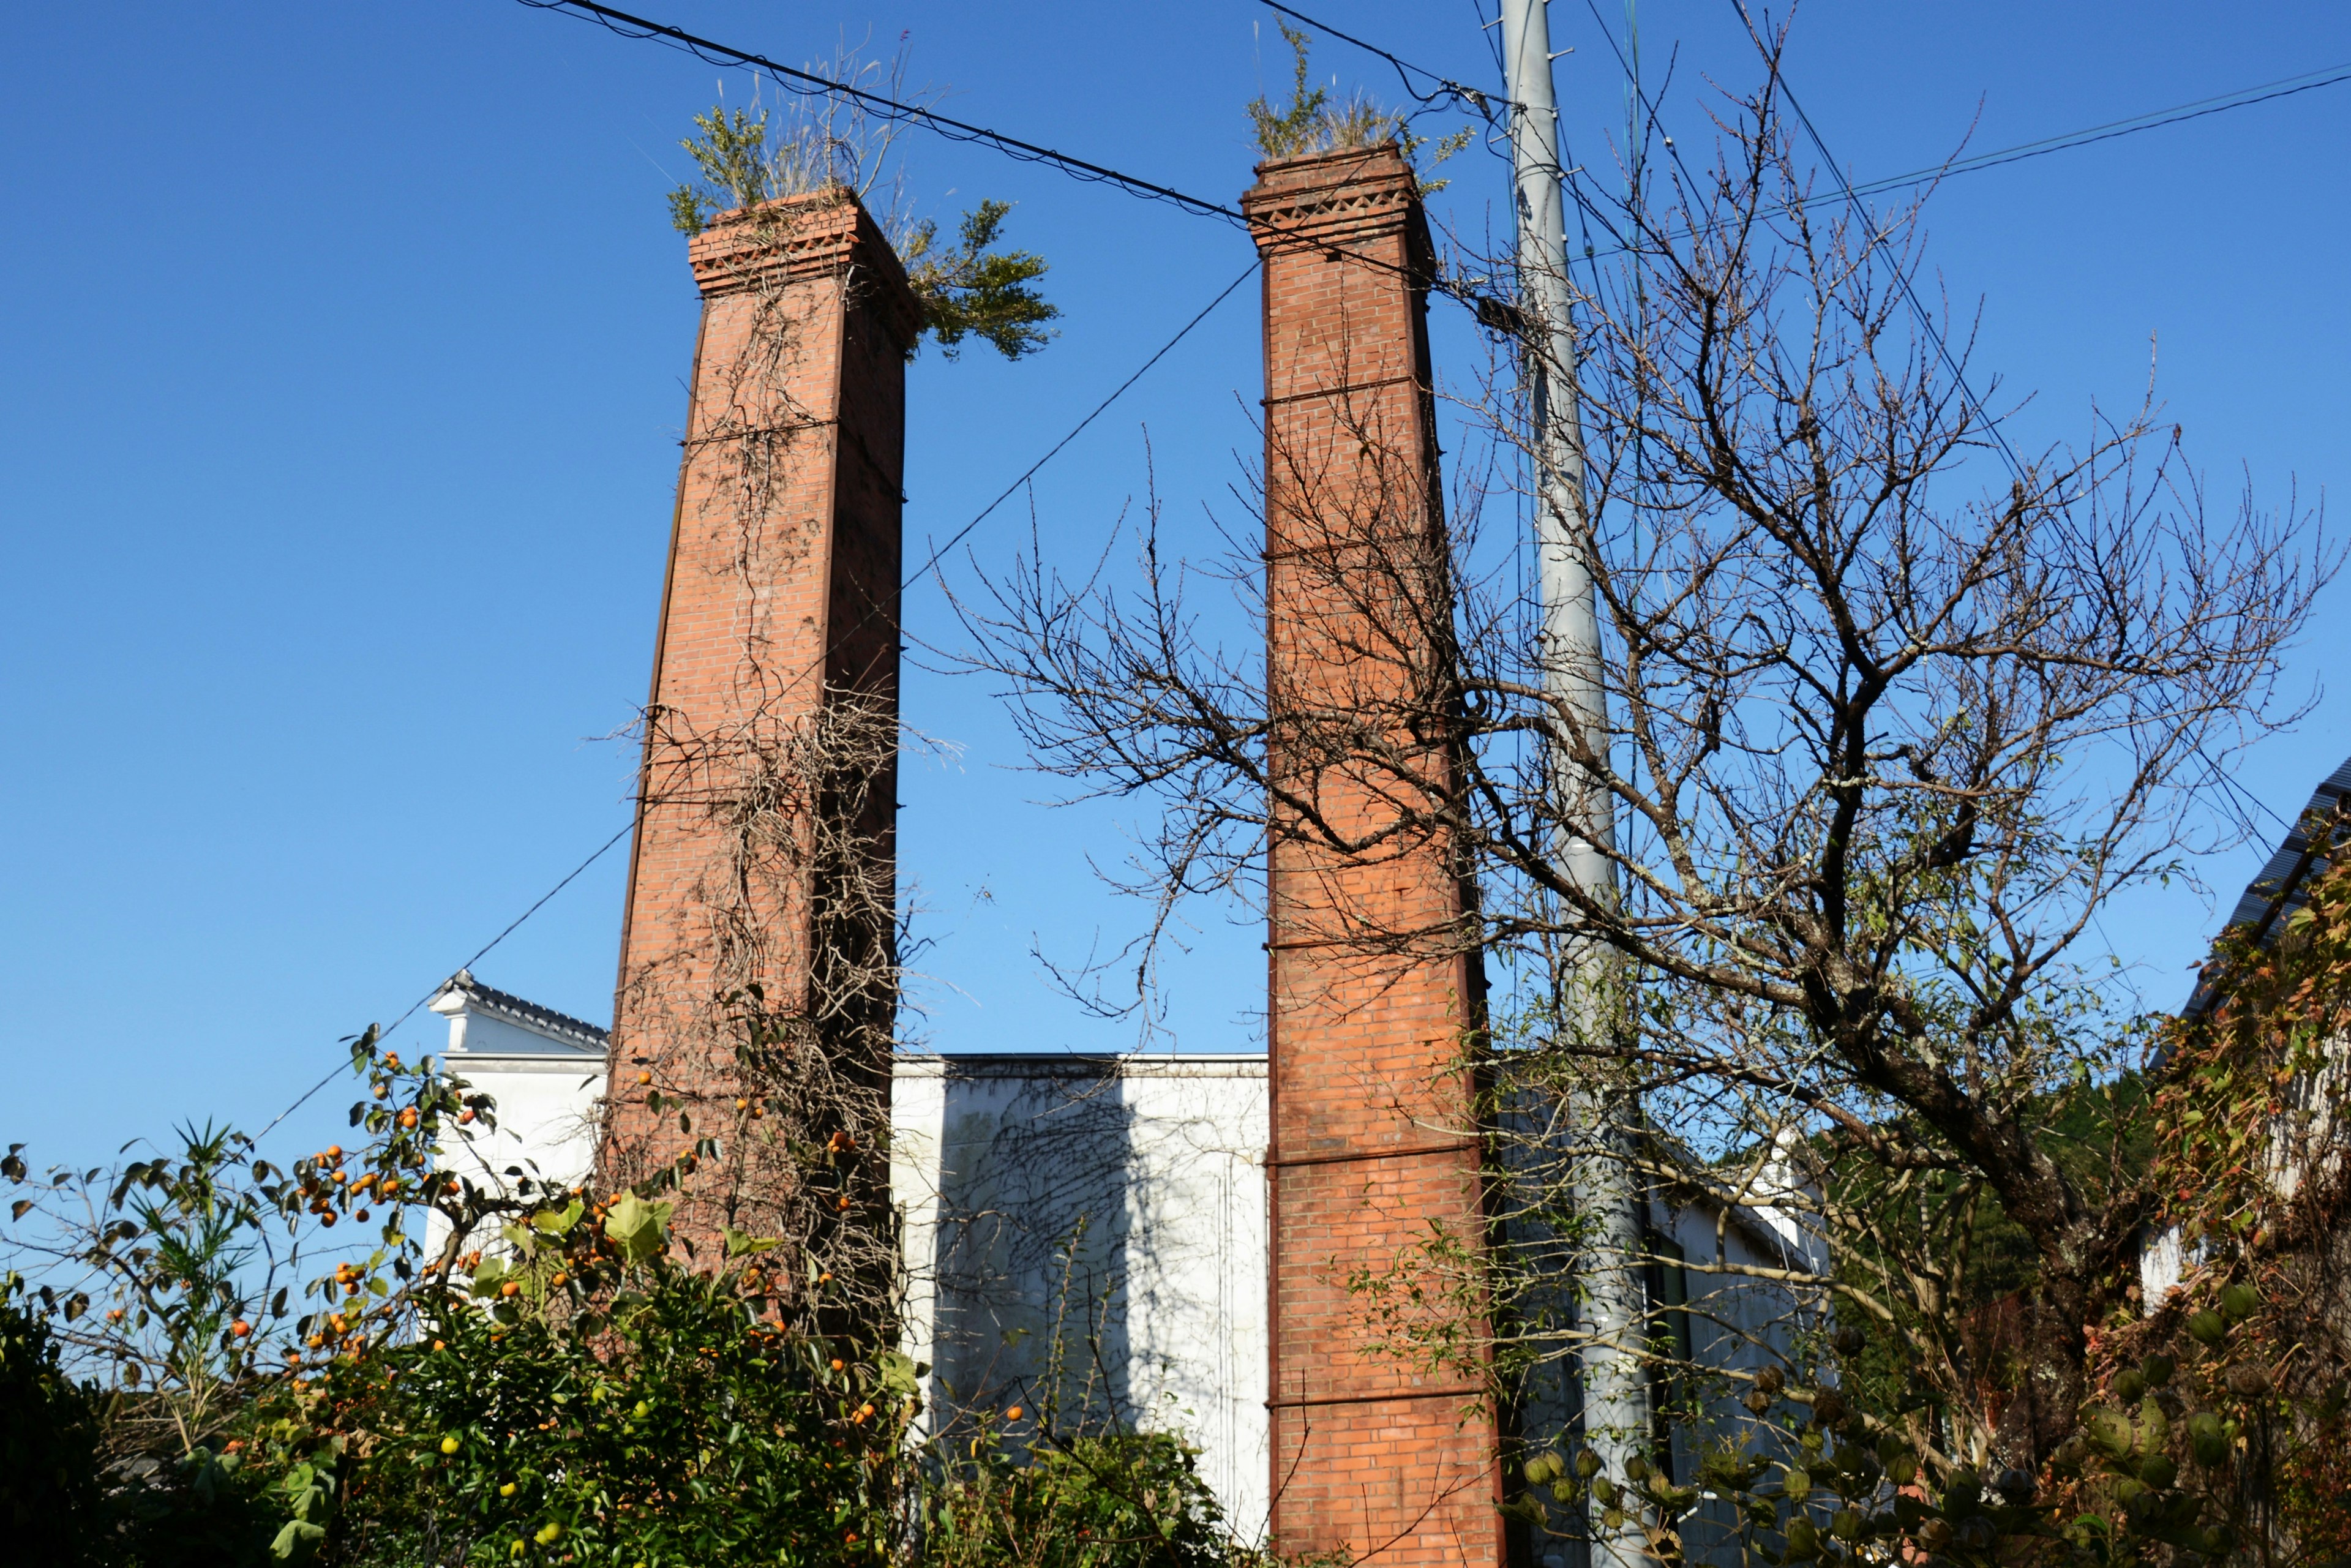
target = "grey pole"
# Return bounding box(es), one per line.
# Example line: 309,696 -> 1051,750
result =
1498,2 -> 1651,1562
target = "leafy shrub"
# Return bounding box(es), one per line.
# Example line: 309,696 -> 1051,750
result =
282,1266 -> 909,1566
0,1280 -> 103,1564
924,1429 -> 1243,1568
2,1034 -> 1273,1567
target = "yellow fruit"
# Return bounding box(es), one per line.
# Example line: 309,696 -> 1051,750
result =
500,1482 -> 517,1498
440,1436 -> 461,1455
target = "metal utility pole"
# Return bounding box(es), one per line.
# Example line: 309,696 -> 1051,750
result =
1498,2 -> 1651,1561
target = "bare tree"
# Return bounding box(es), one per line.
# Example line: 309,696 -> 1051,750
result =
953,46 -> 2330,1507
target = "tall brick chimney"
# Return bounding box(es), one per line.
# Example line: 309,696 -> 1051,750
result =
601,189 -> 918,1269
1245,146 -> 1502,1567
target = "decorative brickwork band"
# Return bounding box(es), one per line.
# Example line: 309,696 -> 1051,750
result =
600,189 -> 917,1304
1244,144 -> 1502,1568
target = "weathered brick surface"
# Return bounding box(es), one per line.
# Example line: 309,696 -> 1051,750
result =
1247,146 -> 1500,1567
598,190 -> 916,1250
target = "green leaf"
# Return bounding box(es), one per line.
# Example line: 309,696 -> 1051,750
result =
270,1520 -> 326,1561
877,1349 -> 919,1394
723,1228 -> 781,1259
531,1199 -> 585,1237
604,1193 -> 674,1264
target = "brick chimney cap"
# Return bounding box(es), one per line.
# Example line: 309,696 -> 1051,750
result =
1240,140 -> 1422,255
685,184 -> 922,348
1247,138 -> 1411,182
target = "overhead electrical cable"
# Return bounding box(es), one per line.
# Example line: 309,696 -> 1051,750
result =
519,0 -> 1471,311
1554,48 -> 2351,263
1259,0 -> 1520,117
1307,1 -> 2351,275
1847,59 -> 2351,200
725,262 -> 1260,735
1719,9 -> 2298,849
258,263 -> 1257,1142
253,820 -> 636,1142
901,263 -> 1260,601
1727,0 -> 2028,478
519,0 -> 1253,231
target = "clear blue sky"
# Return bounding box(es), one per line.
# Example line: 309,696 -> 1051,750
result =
4,0 -> 2349,1173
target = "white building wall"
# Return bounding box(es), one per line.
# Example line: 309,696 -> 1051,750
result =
893,1053 -> 1272,1542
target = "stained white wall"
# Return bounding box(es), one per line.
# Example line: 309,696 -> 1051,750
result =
893,1053 -> 1272,1542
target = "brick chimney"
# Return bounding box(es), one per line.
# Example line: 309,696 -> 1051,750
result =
1244,146 -> 1501,1566
601,189 -> 918,1266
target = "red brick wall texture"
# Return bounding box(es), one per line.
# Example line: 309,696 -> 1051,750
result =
599,190 -> 916,1246
1247,145 -> 1502,1568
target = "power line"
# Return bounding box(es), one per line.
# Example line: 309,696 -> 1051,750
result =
1725,2 -> 2028,479
254,262 -> 1258,1145
522,0 -> 1251,231
902,263 -> 1260,598
1259,0 -> 1519,118
1845,59 -> 2351,201
1719,12 -> 2306,865
1539,20 -> 2351,266
518,0 -> 1460,310
722,262 -> 1261,730
253,820 -> 634,1144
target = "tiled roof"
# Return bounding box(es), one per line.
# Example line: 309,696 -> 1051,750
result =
2184,752 -> 2351,1017
437,969 -> 609,1049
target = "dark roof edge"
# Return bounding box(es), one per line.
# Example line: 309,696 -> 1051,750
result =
2182,752 -> 2351,1018
438,970 -> 610,1048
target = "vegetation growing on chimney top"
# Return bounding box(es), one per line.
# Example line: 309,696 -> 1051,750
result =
1246,22 -> 1471,190
664,84 -> 1057,364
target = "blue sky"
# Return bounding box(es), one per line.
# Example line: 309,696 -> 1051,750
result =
5,0 -> 2349,1172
